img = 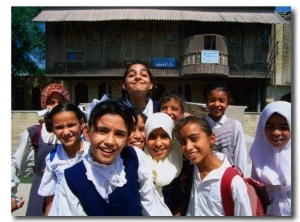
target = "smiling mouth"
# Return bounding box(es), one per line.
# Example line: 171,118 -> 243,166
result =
271,138 -> 284,144
152,148 -> 166,155
187,151 -> 198,157
99,147 -> 116,153
131,141 -> 143,146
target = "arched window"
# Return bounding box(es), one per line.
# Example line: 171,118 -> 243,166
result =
98,82 -> 111,99
178,84 -> 191,102
152,84 -> 166,101
75,82 -> 88,105
32,87 -> 41,110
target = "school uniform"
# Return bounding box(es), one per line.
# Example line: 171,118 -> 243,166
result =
38,140 -> 89,215
205,114 -> 248,174
144,113 -> 184,214
124,97 -> 160,117
50,146 -> 172,216
38,140 -> 90,196
250,101 -> 291,216
186,152 -> 252,216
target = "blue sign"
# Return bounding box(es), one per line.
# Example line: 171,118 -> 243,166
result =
153,58 -> 176,68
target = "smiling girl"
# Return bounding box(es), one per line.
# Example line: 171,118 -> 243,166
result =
250,101 -> 291,216
144,112 -> 187,215
122,60 -> 160,116
204,83 -> 248,174
38,103 -> 89,215
174,115 -> 251,216
127,109 -> 147,150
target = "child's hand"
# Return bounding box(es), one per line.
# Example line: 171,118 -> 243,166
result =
11,194 -> 25,213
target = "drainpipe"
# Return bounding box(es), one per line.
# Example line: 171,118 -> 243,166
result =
273,24 -> 277,92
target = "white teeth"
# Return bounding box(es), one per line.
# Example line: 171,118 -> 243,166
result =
133,142 -> 142,145
102,148 -> 114,153
188,151 -> 198,157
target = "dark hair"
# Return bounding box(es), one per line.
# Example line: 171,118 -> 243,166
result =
44,103 -> 87,132
159,90 -> 187,112
204,83 -> 234,104
122,60 -> 156,98
174,115 -> 218,151
133,108 -> 147,124
88,99 -> 138,135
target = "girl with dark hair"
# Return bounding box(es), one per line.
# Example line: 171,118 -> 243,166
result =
127,109 -> 147,150
38,103 -> 89,215
174,115 -> 251,216
122,60 -> 160,116
204,83 -> 248,174
11,83 -> 71,216
50,99 -> 172,216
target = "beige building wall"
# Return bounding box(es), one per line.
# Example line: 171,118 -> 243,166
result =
11,108 -> 260,155
266,22 -> 291,102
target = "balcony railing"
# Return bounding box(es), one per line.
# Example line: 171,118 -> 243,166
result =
227,45 -> 273,78
181,52 -> 228,66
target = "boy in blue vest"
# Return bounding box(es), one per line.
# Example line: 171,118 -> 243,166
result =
50,99 -> 172,216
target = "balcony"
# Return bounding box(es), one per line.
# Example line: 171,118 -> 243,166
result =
179,34 -> 229,77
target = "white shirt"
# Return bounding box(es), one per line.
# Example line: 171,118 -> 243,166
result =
124,97 -> 154,117
38,140 -> 90,197
186,152 -> 252,216
50,147 -> 172,216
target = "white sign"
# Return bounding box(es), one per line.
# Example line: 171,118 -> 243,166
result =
201,50 -> 219,63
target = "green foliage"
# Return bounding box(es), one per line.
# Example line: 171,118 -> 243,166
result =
11,7 -> 45,76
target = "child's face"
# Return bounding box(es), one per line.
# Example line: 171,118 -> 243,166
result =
264,113 -> 290,149
177,122 -> 215,165
46,92 -> 66,109
206,89 -> 229,121
128,114 -> 146,149
147,128 -> 171,161
52,111 -> 85,149
122,64 -> 153,95
87,114 -> 128,165
160,98 -> 184,124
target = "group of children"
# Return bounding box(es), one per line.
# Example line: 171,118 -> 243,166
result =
11,60 -> 291,216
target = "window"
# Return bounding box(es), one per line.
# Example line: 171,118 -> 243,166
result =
75,82 -> 88,105
204,35 -> 216,50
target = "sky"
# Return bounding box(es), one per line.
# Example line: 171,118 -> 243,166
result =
275,6 -> 292,12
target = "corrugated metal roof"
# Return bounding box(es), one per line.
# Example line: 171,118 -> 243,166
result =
33,7 -> 288,24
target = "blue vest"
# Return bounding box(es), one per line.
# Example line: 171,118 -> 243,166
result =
64,146 -> 141,216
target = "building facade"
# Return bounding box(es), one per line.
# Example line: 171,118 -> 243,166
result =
12,7 -> 291,111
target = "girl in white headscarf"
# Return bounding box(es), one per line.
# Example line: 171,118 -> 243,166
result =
144,112 -> 184,215
249,101 -> 291,216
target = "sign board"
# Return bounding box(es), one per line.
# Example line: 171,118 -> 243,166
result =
153,58 -> 176,68
201,50 -> 219,63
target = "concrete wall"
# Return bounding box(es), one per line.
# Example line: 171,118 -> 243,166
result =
11,111 -> 41,154
11,108 -> 260,154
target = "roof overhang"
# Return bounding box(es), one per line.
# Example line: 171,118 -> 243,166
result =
32,7 -> 288,24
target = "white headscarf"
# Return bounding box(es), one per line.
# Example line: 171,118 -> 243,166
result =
144,112 -> 183,199
249,101 -> 291,188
